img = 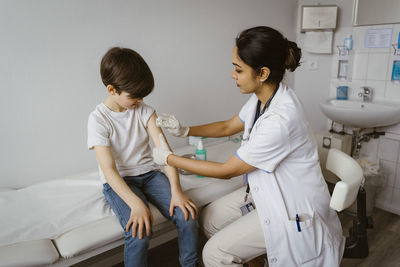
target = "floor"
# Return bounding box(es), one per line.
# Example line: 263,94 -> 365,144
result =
112,208 -> 400,267
339,208 -> 400,267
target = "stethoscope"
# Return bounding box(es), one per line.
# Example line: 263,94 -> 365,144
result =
240,87 -> 279,142
241,127 -> 253,142
242,87 -> 279,201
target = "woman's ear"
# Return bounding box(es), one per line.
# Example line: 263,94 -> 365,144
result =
258,67 -> 270,82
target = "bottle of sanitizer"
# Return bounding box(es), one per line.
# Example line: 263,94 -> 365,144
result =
344,34 -> 353,51
195,139 -> 206,177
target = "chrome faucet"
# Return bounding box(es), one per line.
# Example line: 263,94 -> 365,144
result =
358,87 -> 372,102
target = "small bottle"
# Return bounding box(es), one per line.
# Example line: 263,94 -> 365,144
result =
391,60 -> 400,82
397,31 -> 400,49
397,32 -> 400,49
344,34 -> 353,51
336,86 -> 348,100
195,139 -> 206,178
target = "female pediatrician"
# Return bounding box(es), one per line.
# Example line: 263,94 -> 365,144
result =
153,26 -> 345,267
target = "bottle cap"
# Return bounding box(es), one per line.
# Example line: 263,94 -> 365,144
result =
346,34 -> 352,38
197,139 -> 204,150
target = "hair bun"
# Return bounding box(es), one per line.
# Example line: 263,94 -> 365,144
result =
285,40 -> 301,72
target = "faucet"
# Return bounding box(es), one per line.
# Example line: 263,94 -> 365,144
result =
358,87 -> 372,102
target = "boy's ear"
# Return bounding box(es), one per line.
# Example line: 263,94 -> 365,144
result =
258,67 -> 270,82
107,85 -> 117,95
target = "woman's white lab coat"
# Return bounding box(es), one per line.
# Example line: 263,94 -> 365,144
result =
235,83 -> 345,266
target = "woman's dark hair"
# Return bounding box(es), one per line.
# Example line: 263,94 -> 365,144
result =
235,26 -> 301,85
100,47 -> 154,98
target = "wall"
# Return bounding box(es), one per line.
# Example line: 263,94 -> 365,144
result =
0,0 -> 298,188
294,0 -> 355,131
295,0 -> 400,215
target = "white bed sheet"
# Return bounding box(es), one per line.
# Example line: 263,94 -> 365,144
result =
0,140 -> 241,247
0,178 -> 113,246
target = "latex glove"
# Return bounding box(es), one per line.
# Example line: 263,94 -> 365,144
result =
156,114 -> 189,137
152,134 -> 173,166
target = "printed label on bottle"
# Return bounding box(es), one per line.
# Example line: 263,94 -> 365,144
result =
195,154 -> 206,161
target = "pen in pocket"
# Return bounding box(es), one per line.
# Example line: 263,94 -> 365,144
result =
296,214 -> 301,232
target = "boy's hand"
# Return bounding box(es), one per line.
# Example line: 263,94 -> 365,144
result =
125,201 -> 154,239
156,114 -> 189,137
152,134 -> 173,165
169,191 -> 198,221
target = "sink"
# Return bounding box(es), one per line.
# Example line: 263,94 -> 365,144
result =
319,99 -> 400,128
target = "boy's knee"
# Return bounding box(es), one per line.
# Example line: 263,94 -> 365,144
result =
173,208 -> 198,225
124,231 -> 151,248
178,217 -> 199,234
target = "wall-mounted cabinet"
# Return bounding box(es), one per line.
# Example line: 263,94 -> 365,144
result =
301,5 -> 338,32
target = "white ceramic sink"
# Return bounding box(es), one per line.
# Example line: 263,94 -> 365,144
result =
319,99 -> 400,128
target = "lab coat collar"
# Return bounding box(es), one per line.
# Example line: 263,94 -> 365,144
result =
259,82 -> 287,118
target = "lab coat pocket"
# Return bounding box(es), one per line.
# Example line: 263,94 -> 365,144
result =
286,212 -> 327,265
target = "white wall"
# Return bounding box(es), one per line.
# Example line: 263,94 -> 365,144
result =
294,0 -> 355,131
0,0 -> 298,188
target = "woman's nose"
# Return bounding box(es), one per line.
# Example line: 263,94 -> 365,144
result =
231,71 -> 236,79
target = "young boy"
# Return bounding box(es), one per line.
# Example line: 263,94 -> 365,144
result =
88,47 -> 199,267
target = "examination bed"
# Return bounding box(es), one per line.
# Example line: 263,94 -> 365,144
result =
0,139 -> 243,267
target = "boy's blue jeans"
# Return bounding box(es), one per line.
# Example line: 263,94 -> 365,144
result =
103,171 -> 198,267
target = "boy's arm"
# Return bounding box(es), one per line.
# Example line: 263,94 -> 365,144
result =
147,112 -> 198,220
94,145 -> 153,239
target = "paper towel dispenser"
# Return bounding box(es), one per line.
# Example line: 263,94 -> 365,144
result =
301,5 -> 338,32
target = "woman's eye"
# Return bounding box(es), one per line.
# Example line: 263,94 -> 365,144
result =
235,69 -> 242,73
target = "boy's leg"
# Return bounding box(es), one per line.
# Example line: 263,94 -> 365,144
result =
142,171 -> 199,267
103,182 -> 151,267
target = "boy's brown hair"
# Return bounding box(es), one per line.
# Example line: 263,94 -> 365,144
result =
100,47 -> 154,98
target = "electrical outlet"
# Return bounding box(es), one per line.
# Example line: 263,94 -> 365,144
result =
307,60 -> 318,70
322,137 -> 331,149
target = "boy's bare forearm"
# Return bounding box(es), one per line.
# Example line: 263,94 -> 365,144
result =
162,165 -> 183,193
147,112 -> 184,193
103,167 -> 144,207
95,146 -> 143,208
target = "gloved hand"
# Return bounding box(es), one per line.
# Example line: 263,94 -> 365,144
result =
156,114 -> 189,137
152,134 -> 173,166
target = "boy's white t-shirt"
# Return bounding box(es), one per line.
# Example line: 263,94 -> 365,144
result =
87,102 -> 159,184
